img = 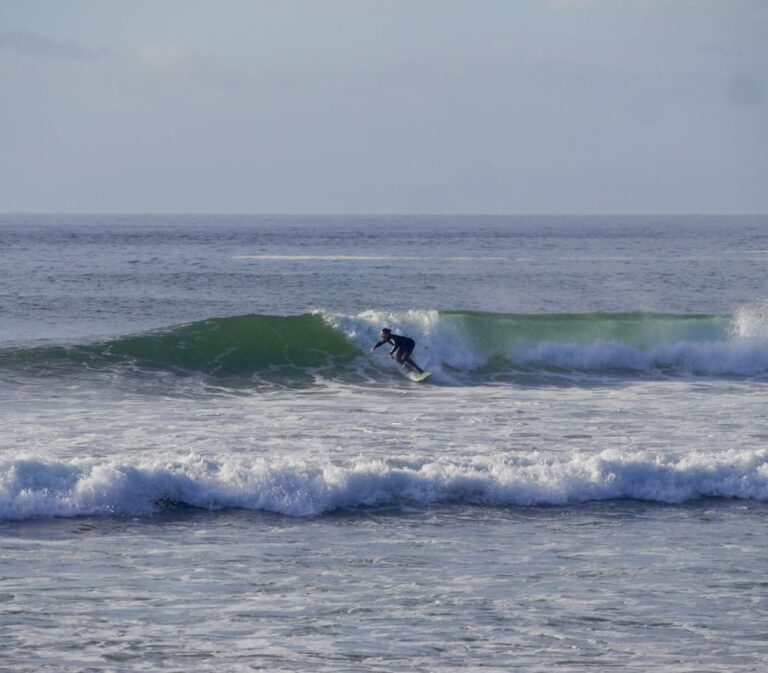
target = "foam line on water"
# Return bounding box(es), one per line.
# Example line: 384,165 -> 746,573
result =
2,450 -> 767,521
233,255 -> 505,261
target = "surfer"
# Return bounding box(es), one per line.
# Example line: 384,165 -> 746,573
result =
370,328 -> 425,375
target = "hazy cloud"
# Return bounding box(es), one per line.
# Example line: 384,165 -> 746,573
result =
133,44 -> 190,71
0,30 -> 103,60
0,1 -> 765,214
696,44 -> 744,59
544,0 -> 601,9
728,73 -> 765,108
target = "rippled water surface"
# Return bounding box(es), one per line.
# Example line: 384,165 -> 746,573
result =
2,215 -> 768,671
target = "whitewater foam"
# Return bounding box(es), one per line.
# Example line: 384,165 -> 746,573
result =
3,450 -> 767,521
516,338 -> 768,375
327,308 -> 768,378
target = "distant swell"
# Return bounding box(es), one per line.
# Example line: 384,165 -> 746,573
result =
3,307 -> 768,383
2,450 -> 768,520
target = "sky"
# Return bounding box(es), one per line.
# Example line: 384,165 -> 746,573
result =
0,0 -> 766,214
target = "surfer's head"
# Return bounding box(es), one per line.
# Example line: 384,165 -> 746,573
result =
381,328 -> 391,338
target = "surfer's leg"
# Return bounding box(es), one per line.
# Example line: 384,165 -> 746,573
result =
402,350 -> 423,374
395,350 -> 416,373
405,358 -> 423,374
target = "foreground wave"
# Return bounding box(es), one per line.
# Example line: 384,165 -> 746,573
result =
3,308 -> 768,382
2,450 -> 768,520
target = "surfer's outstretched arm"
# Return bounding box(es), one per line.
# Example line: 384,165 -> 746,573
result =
370,339 -> 388,352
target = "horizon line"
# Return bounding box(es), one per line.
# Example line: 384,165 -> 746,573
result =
2,211 -> 767,218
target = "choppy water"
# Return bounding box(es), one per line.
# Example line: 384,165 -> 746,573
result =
2,214 -> 768,671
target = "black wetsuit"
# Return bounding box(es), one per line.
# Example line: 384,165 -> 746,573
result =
374,334 -> 415,357
372,333 -> 423,374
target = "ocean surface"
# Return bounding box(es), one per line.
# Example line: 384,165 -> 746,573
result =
2,214 -> 768,672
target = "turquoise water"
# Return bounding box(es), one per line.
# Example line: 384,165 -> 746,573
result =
2,215 -> 768,671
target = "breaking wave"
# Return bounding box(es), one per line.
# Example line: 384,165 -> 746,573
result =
2,450 -> 768,520
3,307 -> 768,383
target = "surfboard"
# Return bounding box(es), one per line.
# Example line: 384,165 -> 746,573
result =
411,371 -> 432,383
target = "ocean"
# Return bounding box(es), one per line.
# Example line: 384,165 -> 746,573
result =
1,214 -> 767,672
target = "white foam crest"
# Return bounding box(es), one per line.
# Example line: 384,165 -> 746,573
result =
2,450 -> 768,521
518,339 -> 768,375
323,309 -> 489,375
732,304 -> 768,340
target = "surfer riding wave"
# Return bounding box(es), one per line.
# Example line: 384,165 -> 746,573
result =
371,328 -> 425,375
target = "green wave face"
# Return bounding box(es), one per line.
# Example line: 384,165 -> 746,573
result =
440,311 -> 732,351
107,314 -> 362,373
1,314 -> 363,381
